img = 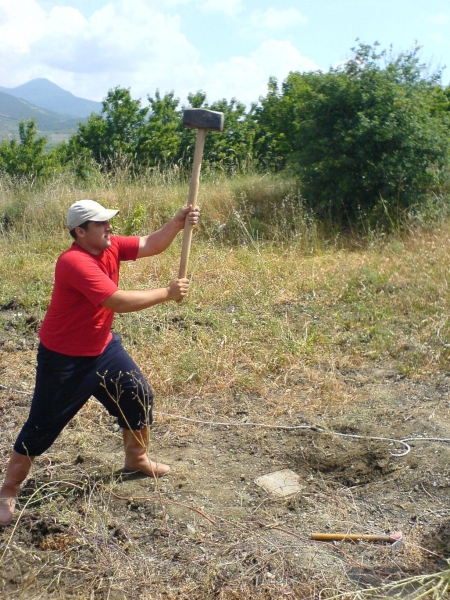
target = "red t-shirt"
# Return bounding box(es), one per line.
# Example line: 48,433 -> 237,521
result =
39,236 -> 140,356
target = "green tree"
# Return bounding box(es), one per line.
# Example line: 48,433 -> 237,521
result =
0,119 -> 53,180
253,77 -> 294,171
67,87 -> 149,171
178,92 -> 257,174
256,43 -> 450,228
66,85 -> 258,176
208,97 -> 257,173
136,90 -> 182,167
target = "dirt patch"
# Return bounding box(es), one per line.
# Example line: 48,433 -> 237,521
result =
1,349 -> 450,598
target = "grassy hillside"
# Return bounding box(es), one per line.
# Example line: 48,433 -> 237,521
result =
1,174 -> 450,598
1,173 -> 449,390
0,91 -> 83,144
0,78 -> 102,118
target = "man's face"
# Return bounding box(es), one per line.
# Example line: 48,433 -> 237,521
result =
76,220 -> 113,254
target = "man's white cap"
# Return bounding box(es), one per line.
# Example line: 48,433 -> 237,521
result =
67,199 -> 119,230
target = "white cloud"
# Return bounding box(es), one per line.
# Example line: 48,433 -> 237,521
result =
201,0 -> 242,18
251,8 -> 307,31
197,40 -> 319,106
428,13 -> 450,25
0,0 -> 46,53
0,0 -> 318,108
429,32 -> 445,42
47,6 -> 87,34
0,0 -> 199,100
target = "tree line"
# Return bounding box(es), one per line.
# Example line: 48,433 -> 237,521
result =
1,43 -> 450,229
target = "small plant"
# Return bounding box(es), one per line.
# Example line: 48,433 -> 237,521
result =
120,202 -> 147,236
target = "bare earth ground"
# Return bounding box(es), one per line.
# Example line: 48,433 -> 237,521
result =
1,328 -> 450,598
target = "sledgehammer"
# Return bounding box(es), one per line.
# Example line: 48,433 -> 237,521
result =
178,108 -> 224,279
311,531 -> 403,552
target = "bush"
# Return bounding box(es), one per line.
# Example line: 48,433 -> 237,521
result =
0,119 -> 59,182
255,43 -> 450,230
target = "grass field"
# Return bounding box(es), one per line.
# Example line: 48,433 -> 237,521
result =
1,174 -> 450,598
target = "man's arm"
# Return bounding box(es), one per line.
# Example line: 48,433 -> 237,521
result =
101,279 -> 189,313
137,205 -> 200,259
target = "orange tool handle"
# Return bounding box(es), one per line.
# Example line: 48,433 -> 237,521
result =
311,533 -> 391,542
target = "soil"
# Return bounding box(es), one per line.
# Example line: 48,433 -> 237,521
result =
1,324 -> 450,598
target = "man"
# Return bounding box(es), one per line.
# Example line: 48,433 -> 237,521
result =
0,199 -> 199,526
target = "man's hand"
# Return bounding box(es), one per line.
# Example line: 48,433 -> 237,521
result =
173,205 -> 201,230
137,206 -> 200,259
102,279 -> 191,312
167,278 -> 190,301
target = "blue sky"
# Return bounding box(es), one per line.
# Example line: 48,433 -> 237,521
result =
0,1 -> 449,108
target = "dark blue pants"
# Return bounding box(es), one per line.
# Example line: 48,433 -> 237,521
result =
14,334 -> 153,456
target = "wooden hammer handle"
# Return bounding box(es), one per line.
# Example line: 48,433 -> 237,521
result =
178,128 -> 206,279
311,533 -> 391,542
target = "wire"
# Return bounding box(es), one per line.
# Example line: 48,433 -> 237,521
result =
154,411 -> 412,457
3,384 -> 450,458
155,411 -> 314,430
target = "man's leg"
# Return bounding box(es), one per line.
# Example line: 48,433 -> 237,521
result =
1,345 -> 100,526
0,451 -> 35,526
122,427 -> 170,477
93,335 -> 170,478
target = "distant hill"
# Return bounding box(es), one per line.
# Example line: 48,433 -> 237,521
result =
0,78 -> 102,118
0,91 -> 84,145
0,78 -> 103,145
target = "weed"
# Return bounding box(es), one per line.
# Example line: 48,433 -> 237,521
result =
2,173 -> 450,598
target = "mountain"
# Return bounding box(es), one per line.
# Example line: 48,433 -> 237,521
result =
0,78 -> 102,118
0,91 -> 84,145
0,78 -> 103,145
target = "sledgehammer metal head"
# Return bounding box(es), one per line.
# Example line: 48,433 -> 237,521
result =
178,107 -> 225,281
183,108 -> 224,132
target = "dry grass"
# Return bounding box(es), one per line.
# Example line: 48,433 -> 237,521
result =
1,176 -> 450,598
2,178 -> 450,412
116,222 -> 450,400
